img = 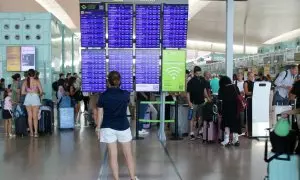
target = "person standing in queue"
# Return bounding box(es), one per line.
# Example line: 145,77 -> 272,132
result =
218,76 -> 241,146
244,72 -> 255,137
97,71 -> 139,180
22,69 -> 43,137
11,73 -> 21,104
273,65 -> 298,105
187,66 -> 211,141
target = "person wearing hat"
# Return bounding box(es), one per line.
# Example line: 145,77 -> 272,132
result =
270,118 -> 297,154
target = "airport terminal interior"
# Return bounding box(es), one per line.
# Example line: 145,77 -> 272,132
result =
0,0 -> 300,180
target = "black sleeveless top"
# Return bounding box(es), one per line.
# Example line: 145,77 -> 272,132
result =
245,80 -> 254,97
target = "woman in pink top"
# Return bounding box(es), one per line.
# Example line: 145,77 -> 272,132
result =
22,69 -> 43,137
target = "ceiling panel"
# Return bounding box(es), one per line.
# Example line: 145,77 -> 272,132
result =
0,0 -> 45,12
0,0 -> 300,49
188,0 -> 300,46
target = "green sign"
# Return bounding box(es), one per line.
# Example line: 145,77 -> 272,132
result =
162,50 -> 186,92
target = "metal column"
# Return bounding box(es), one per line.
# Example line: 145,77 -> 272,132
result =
226,0 -> 234,79
158,92 -> 167,142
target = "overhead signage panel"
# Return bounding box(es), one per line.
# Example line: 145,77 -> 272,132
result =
109,49 -> 133,91
79,0 -> 188,4
162,50 -> 186,92
136,49 -> 160,92
163,4 -> 188,48
108,4 -> 133,48
80,3 -> 106,48
81,49 -> 107,92
136,5 -> 161,48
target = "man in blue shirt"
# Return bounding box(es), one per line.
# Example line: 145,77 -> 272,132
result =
210,74 -> 220,95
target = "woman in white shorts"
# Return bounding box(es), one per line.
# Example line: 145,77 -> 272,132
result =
96,71 -> 139,180
22,69 -> 43,137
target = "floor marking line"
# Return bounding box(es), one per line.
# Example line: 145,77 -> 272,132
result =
98,144 -> 108,180
159,141 -> 183,180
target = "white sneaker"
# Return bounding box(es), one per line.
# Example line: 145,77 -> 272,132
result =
139,129 -> 149,135
221,134 -> 230,146
134,176 -> 140,180
9,134 -> 16,138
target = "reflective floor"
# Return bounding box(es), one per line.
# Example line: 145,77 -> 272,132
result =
0,119 -> 267,180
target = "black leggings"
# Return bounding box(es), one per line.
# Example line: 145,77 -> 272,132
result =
83,96 -> 90,111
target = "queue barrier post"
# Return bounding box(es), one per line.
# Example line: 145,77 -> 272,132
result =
170,101 -> 183,141
133,100 -> 144,140
133,101 -> 177,141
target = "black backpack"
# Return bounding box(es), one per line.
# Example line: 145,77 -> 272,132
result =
52,81 -> 58,91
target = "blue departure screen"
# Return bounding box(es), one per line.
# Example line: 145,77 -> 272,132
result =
80,3 -> 106,48
136,49 -> 160,92
136,5 -> 161,48
108,4 -> 133,48
109,49 -> 133,91
81,49 -> 106,92
163,4 -> 188,48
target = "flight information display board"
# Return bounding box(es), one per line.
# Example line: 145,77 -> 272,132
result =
108,4 -> 133,48
163,4 -> 188,48
109,49 -> 133,91
80,3 -> 106,48
136,5 -> 161,48
136,49 -> 160,92
81,49 -> 106,92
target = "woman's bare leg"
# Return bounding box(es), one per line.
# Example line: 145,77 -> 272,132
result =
4,119 -> 8,135
26,106 -> 33,136
32,106 -> 39,136
121,141 -> 135,180
8,119 -> 12,135
108,142 -> 119,180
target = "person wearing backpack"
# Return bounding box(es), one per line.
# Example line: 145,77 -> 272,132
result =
273,65 -> 298,105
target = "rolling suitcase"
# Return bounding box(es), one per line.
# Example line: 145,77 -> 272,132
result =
203,121 -> 218,143
58,108 -> 75,129
264,129 -> 300,180
14,105 -> 28,136
202,102 -> 218,143
38,106 -> 52,134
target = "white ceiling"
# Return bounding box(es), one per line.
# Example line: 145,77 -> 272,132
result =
1,0 -> 300,50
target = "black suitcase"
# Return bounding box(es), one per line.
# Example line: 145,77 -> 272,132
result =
38,110 -> 52,134
15,116 -> 28,136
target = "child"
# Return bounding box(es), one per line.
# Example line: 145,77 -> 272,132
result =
3,89 -> 15,137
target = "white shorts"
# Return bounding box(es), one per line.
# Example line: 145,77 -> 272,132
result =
100,128 -> 132,143
24,93 -> 41,106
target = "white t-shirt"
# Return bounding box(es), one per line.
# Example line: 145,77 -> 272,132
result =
4,96 -> 12,110
236,81 -> 244,93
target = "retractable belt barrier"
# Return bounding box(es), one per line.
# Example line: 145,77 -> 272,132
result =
134,101 -> 182,140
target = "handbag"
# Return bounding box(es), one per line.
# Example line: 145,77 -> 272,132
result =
233,85 -> 246,114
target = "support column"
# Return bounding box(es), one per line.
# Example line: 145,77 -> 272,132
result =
158,92 -> 166,142
61,25 -> 65,73
226,0 -> 234,79
71,34 -> 75,73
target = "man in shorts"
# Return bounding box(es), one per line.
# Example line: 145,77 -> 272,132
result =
187,66 -> 211,140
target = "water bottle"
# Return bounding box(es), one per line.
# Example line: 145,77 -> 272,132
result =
188,107 -> 193,120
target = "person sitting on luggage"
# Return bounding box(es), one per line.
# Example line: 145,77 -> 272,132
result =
96,71 -> 139,180
218,76 -> 241,146
2,89 -> 15,138
22,69 -> 43,138
270,118 -> 297,154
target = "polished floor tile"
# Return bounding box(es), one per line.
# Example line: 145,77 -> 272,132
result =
0,120 -> 268,180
